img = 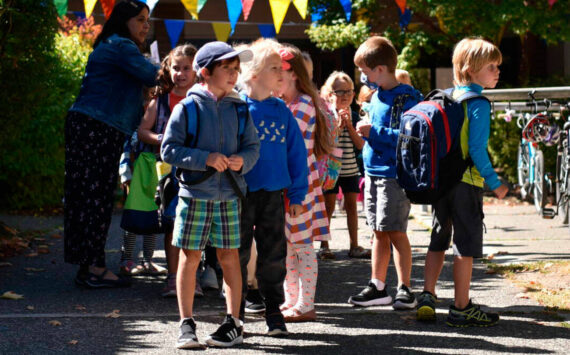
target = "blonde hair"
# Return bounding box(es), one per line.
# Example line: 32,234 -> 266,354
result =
321,71 -> 354,101
357,85 -> 376,105
395,69 -> 412,86
281,43 -> 333,159
452,37 -> 502,86
239,38 -> 281,88
354,36 -> 397,73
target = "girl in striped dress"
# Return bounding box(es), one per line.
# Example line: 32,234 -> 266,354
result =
277,45 -> 334,322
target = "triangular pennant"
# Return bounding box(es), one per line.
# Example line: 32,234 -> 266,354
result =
339,0 -> 351,22
144,0 -> 159,14
225,0 -> 242,35
73,11 -> 86,20
241,0 -> 254,21
398,7 -> 411,30
100,0 -> 115,19
310,5 -> 324,22
269,0 -> 290,34
395,0 -> 406,14
180,0 -> 199,19
548,0 -> 557,8
292,0 -> 307,19
258,24 -> 276,38
198,0 -> 207,13
164,19 -> 185,49
53,0 -> 68,18
84,0 -> 98,18
211,22 -> 232,42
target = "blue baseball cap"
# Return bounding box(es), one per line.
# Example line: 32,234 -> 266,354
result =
193,41 -> 253,72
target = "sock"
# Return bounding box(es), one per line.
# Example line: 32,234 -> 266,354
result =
120,230 -> 136,262
231,315 -> 242,327
142,234 -> 157,263
370,278 -> 385,291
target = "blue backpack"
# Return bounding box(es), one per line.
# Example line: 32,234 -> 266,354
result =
175,95 -> 249,199
396,89 -> 488,204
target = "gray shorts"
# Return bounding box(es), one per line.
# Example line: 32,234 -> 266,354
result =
429,182 -> 484,258
365,175 -> 410,232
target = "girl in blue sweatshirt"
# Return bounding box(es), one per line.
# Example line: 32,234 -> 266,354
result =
238,38 -> 308,336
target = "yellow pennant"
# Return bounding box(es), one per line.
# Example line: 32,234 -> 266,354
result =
269,0 -> 290,34
181,0 -> 199,19
84,0 -> 98,18
211,22 -> 232,42
292,0 -> 307,19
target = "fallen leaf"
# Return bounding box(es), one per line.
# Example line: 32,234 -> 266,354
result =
51,234 -> 62,239
487,254 -> 495,260
24,267 -> 45,272
25,252 -> 38,258
485,269 -> 497,274
515,292 -> 530,299
497,251 -> 509,255
75,305 -> 87,311
105,310 -> 121,318
68,340 -> 78,345
49,320 -> 61,326
26,306 -> 35,310
0,262 -> 12,268
37,246 -> 50,254
1,291 -> 24,300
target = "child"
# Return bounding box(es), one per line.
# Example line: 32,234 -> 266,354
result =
238,38 -> 308,336
320,71 -> 369,259
416,38 -> 508,326
395,69 -> 412,86
348,36 -> 422,309
278,44 -> 334,322
161,41 -> 260,348
136,44 -> 198,296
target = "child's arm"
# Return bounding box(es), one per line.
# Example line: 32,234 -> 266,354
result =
137,98 -> 160,145
285,109 -> 309,206
160,104 -> 211,171
229,111 -> 260,175
467,99 -> 506,196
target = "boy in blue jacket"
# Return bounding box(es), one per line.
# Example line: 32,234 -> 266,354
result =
161,42 -> 260,349
348,36 -> 422,310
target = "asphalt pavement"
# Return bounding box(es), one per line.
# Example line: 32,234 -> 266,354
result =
0,200 -> 569,354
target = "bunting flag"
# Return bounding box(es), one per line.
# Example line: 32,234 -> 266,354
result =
548,0 -> 557,8
212,22 -> 232,42
311,4 -> 325,23
257,24 -> 276,38
395,0 -> 406,14
164,19 -> 185,48
53,0 -> 68,18
269,0 -> 290,34
100,0 -> 115,19
398,7 -> 411,30
144,0 -> 159,14
73,11 -> 86,20
84,0 -> 98,18
339,0 -> 351,22
226,0 -> 242,35
180,0 -> 199,19
198,0 -> 207,13
241,0 -> 254,21
292,0 -> 307,19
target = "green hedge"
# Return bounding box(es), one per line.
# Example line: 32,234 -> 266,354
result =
0,1 -> 89,210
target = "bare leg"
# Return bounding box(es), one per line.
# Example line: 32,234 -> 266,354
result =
217,248 -> 242,317
389,231 -> 412,287
453,255 -> 473,309
164,230 -> 179,274
176,249 -> 201,318
321,193 -> 337,250
371,231 -> 391,282
423,250 -> 445,295
344,192 -> 359,249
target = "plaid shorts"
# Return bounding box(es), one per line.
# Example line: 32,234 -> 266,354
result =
172,197 -> 241,250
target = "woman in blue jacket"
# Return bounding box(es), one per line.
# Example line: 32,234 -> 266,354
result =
64,0 -> 158,288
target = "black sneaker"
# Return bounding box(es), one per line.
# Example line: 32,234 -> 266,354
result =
416,291 -> 437,321
265,312 -> 289,337
205,315 -> 243,347
393,285 -> 417,310
176,318 -> 200,349
245,288 -> 266,314
446,300 -> 499,327
348,282 -> 392,306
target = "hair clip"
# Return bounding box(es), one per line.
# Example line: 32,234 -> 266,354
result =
278,48 -> 294,70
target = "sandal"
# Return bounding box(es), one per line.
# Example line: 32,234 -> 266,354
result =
78,268 -> 131,289
283,308 -> 316,322
318,247 -> 336,260
348,246 -> 371,259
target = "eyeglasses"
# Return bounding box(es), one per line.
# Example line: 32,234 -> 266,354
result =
333,89 -> 354,97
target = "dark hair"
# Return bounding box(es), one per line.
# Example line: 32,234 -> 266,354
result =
197,57 -> 240,82
155,44 -> 198,96
93,0 -> 150,49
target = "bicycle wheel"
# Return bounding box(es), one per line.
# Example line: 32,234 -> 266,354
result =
533,150 -> 548,212
517,145 -> 531,201
556,147 -> 570,224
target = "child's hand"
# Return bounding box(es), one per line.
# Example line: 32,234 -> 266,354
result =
356,121 -> 371,138
228,155 -> 243,171
206,153 -> 229,172
338,109 -> 351,128
289,204 -> 303,218
493,183 -> 509,199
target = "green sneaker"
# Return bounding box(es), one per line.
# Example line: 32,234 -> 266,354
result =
446,300 -> 499,327
416,291 -> 437,321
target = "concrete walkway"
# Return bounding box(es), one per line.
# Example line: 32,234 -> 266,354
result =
0,201 -> 569,354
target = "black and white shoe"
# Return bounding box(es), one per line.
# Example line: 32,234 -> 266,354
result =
205,315 -> 243,347
348,282 -> 392,306
245,288 -> 266,314
176,318 -> 201,349
266,312 -> 289,337
393,285 -> 417,310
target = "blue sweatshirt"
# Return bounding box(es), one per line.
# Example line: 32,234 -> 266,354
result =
363,83 -> 422,178
457,83 -> 502,190
241,95 -> 308,205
